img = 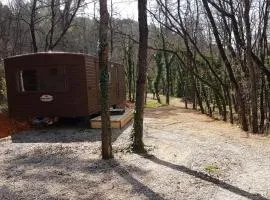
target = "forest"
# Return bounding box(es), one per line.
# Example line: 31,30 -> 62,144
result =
1,0 -> 270,135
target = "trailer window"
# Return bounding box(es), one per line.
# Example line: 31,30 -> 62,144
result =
19,67 -> 67,92
19,70 -> 38,92
39,68 -> 66,91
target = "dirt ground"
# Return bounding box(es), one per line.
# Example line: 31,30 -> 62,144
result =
0,112 -> 29,139
1,98 -> 270,200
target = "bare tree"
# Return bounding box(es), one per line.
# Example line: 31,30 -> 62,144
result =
132,0 -> 148,153
243,0 -> 258,133
30,0 -> 38,52
45,0 -> 84,51
99,0 -> 112,159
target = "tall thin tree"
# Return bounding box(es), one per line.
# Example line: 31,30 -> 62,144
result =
30,0 -> 38,52
244,0 -> 258,133
99,0 -> 113,159
132,0 -> 148,153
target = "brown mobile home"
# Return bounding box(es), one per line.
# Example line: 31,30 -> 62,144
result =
4,52 -> 126,119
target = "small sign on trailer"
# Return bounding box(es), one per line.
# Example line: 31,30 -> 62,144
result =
40,95 -> 54,102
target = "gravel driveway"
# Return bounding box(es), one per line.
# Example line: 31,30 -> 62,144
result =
1,101 -> 270,200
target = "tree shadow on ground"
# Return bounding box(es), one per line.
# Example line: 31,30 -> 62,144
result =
4,148 -> 267,200
85,159 -> 165,200
143,154 -> 268,200
112,159 -> 165,200
11,121 -> 132,143
4,151 -> 164,200
0,185 -> 67,200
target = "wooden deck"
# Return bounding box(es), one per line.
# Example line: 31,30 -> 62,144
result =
90,109 -> 133,129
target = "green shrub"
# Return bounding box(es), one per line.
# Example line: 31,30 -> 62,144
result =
145,99 -> 165,108
204,164 -> 219,173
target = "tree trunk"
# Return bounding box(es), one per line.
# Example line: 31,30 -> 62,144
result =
132,0 -> 148,153
132,59 -> 136,102
99,0 -> 112,159
48,0 -> 56,51
202,86 -> 212,117
226,88 -> 234,124
202,0 -> 248,131
221,97 -> 227,122
162,0 -> 170,105
30,0 -> 38,52
163,44 -> 170,105
260,74 -> 265,132
127,40 -> 133,102
110,0 -> 113,58
145,77 -> 148,105
193,77 -> 204,113
154,51 -> 163,104
244,0 -> 258,133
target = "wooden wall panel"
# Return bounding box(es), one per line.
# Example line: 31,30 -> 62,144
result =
4,53 -> 88,119
4,53 -> 126,119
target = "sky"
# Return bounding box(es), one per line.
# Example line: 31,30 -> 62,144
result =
1,0 -> 139,20
108,0 -> 138,19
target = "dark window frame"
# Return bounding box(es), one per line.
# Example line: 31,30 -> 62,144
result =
17,66 -> 68,93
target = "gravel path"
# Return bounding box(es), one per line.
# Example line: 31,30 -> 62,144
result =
1,101 -> 270,200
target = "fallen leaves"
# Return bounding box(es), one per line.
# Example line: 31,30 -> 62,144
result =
0,112 -> 30,138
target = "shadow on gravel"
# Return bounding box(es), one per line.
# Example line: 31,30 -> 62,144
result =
0,185 -> 66,200
144,155 -> 267,200
4,152 -> 164,200
10,122 -> 131,143
86,159 -> 165,200
111,159 -> 165,200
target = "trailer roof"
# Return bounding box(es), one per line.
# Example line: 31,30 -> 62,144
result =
4,52 -> 123,67
4,52 -> 90,60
